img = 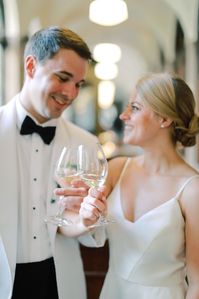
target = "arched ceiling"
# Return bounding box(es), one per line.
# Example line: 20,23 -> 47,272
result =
7,0 -> 199,96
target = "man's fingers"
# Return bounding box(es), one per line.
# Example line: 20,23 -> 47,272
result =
71,179 -> 90,189
54,187 -> 88,197
57,196 -> 85,214
60,196 -> 82,207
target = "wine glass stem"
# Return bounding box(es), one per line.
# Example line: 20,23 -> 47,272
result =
56,195 -> 64,217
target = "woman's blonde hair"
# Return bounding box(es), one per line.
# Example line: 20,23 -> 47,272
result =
136,72 -> 199,146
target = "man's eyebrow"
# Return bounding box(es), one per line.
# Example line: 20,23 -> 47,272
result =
57,71 -> 73,77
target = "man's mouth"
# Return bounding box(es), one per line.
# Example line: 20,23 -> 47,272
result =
52,95 -> 69,106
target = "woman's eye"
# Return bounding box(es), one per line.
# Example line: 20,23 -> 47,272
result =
131,105 -> 140,112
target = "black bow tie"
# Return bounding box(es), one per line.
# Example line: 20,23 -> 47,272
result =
20,116 -> 56,145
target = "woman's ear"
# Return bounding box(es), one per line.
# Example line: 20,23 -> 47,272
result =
25,55 -> 37,78
159,117 -> 173,128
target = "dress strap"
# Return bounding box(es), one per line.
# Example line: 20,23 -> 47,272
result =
117,158 -> 131,185
175,175 -> 199,199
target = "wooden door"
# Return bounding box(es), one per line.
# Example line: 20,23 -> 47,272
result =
80,241 -> 109,299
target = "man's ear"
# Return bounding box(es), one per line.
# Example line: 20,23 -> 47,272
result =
25,55 -> 37,78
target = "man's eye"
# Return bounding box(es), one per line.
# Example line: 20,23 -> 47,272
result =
76,82 -> 85,89
59,77 -> 69,82
56,75 -> 69,82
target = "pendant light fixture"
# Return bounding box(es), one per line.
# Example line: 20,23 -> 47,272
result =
89,0 -> 128,26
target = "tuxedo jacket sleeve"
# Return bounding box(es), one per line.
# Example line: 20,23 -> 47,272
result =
47,115 -> 106,299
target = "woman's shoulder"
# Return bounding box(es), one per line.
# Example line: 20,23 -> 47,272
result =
179,168 -> 199,216
108,156 -> 128,168
105,156 -> 128,195
108,155 -> 142,172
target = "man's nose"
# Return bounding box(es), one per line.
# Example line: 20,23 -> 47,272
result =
62,82 -> 78,99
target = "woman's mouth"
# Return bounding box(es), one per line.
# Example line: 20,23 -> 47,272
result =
124,125 -> 133,131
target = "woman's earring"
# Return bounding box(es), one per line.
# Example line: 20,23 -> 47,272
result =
161,124 -> 164,128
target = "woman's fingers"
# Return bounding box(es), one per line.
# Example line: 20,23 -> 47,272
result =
79,186 -> 108,226
53,184 -> 107,221
88,185 -> 106,197
79,203 -> 100,220
82,195 -> 107,213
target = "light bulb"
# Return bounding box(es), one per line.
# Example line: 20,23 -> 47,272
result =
89,0 -> 128,26
93,43 -> 121,63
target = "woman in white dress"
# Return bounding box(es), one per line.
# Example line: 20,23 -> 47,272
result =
80,72 -> 199,299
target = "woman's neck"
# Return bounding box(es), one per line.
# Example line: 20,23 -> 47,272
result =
138,145 -> 184,176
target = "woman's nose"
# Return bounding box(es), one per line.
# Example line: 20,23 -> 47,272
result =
120,107 -> 130,120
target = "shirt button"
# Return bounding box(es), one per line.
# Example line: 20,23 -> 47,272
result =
33,236 -> 37,239
33,207 -> 36,210
33,178 -> 37,181
35,149 -> 39,152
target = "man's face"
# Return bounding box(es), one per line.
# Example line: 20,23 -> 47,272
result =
23,48 -> 88,123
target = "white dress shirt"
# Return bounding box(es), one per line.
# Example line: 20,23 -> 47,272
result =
16,100 -> 57,263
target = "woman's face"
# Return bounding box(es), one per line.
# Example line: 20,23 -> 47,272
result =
119,92 -> 163,147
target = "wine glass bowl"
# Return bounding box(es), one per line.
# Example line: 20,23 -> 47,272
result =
79,143 -> 113,226
45,146 -> 82,227
55,149 -> 81,187
79,143 -> 108,188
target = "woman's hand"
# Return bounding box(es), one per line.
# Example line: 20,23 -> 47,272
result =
54,180 -> 107,236
79,186 -> 107,227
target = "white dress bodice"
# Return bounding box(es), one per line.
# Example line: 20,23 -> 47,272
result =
100,161 -> 199,299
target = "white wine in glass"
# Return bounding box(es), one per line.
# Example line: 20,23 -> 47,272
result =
79,143 -> 114,226
80,174 -> 105,188
45,146 -> 82,227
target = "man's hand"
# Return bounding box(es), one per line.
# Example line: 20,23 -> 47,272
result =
54,180 -> 89,213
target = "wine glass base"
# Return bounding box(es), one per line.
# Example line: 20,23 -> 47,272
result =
89,217 -> 116,228
45,215 -> 73,227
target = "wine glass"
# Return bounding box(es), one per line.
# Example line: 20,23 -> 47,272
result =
79,142 -> 114,226
46,146 -> 82,226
